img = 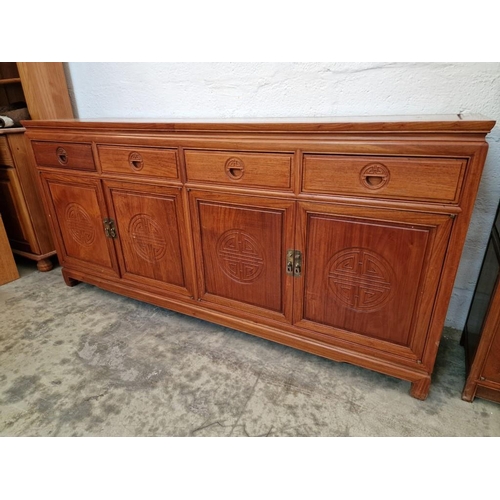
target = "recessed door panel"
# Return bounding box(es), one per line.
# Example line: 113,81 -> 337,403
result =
104,181 -> 192,296
40,172 -> 118,276
482,333 -> 500,385
190,190 -> 295,322
295,202 -> 453,360
304,216 -> 427,345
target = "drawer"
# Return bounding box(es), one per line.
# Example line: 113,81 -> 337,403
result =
32,141 -> 96,171
185,150 -> 292,190
0,136 -> 14,167
302,155 -> 466,203
98,145 -> 179,179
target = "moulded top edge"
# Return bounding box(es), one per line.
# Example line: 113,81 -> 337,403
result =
20,114 -> 496,134
0,127 -> 26,135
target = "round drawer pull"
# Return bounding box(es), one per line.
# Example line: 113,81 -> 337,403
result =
56,147 -> 68,165
128,152 -> 144,171
225,157 -> 245,180
360,163 -> 390,190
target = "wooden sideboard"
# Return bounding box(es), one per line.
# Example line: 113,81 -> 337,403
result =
462,202 -> 500,403
23,115 -> 495,399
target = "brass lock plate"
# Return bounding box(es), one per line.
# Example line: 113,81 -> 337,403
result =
286,249 -> 302,277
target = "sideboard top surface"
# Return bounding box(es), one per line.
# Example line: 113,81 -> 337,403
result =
22,114 -> 496,134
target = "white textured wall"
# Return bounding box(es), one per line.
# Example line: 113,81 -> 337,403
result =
64,62 -> 500,330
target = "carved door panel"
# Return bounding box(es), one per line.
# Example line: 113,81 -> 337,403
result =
103,180 -> 193,297
295,202 -> 453,362
40,172 -> 119,277
189,190 -> 295,323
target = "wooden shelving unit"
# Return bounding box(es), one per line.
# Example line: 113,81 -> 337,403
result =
0,78 -> 21,85
0,62 -> 73,271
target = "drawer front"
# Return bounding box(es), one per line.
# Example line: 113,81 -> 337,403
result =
0,136 -> 14,167
302,155 -> 466,203
185,150 -> 292,190
98,145 -> 179,179
32,141 -> 96,171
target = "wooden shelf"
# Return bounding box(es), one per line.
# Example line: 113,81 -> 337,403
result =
0,77 -> 21,86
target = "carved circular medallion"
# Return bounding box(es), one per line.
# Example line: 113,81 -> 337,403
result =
327,248 -> 394,311
129,214 -> 167,262
217,229 -> 264,283
360,163 -> 390,190
128,151 -> 144,171
56,146 -> 69,165
225,157 -> 245,180
65,203 -> 95,246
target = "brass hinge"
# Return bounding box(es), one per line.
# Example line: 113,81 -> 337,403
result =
286,249 -> 302,277
103,218 -> 117,238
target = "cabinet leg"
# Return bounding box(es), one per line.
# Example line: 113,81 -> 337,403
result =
461,383 -> 476,402
410,377 -> 431,400
62,269 -> 80,287
36,258 -> 53,272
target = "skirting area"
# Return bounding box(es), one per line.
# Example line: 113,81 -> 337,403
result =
1,264 -> 499,437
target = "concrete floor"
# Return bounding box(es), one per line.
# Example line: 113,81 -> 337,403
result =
1,259 -> 499,436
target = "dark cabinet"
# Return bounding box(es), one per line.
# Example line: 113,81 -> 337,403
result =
462,203 -> 500,403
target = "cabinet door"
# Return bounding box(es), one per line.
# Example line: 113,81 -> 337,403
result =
189,190 -> 295,323
40,172 -> 119,277
295,202 -> 453,362
103,180 -> 194,297
481,331 -> 500,385
472,231 -> 500,387
0,167 -> 37,253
